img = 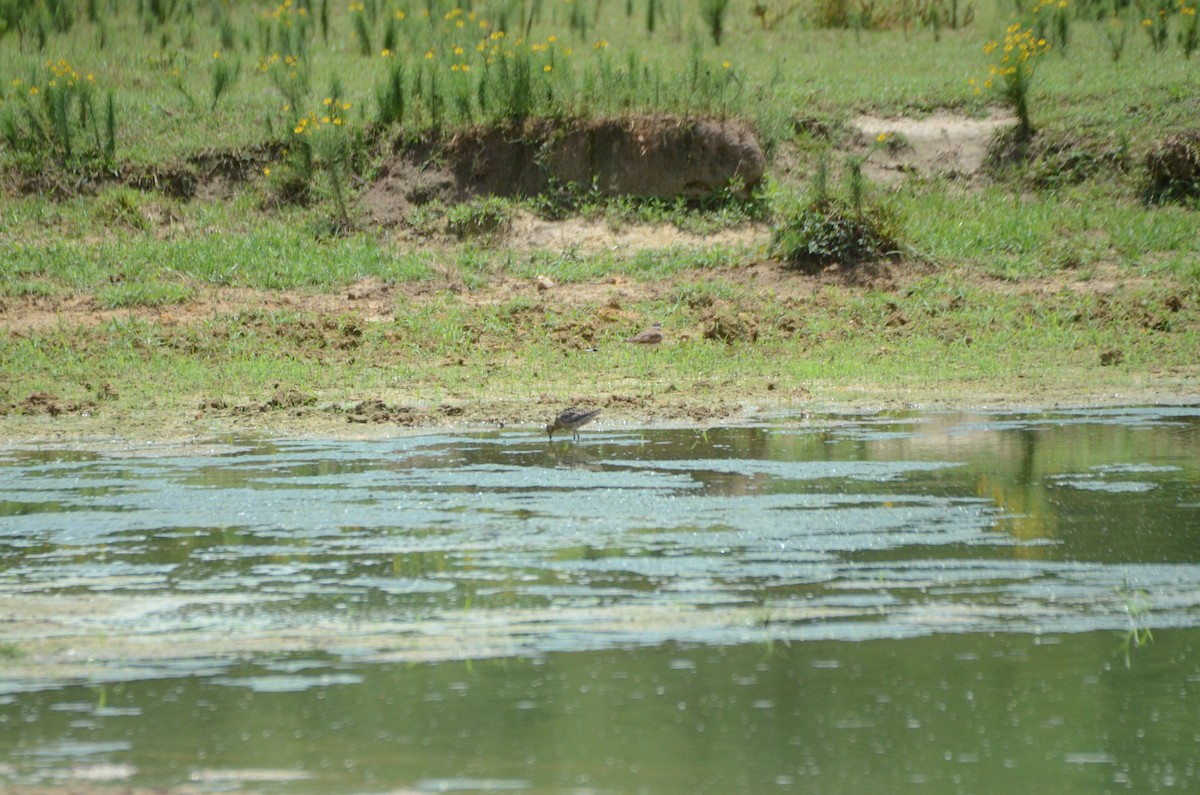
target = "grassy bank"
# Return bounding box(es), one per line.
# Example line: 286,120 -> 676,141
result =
1,0 -> 1198,436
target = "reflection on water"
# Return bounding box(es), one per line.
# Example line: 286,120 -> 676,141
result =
1,406 -> 1199,793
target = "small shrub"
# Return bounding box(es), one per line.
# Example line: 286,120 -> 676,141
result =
972,23 -> 1052,136
1104,12 -> 1129,61
94,187 -> 151,231
772,199 -> 900,267
700,0 -> 731,43
1145,130 -> 1200,201
375,57 -> 406,125
263,53 -> 311,114
209,50 -> 240,111
283,89 -> 361,228
774,146 -> 900,267
351,2 -> 372,56
1179,1 -> 1199,56
1137,0 -> 1172,50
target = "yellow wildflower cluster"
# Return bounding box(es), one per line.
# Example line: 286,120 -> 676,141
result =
972,24 -> 1050,93
257,52 -> 302,76
363,4 -> 599,79
45,58 -> 95,90
267,0 -> 307,22
996,23 -> 1050,63
349,1 -> 364,11
1031,0 -> 1068,14
293,97 -> 353,135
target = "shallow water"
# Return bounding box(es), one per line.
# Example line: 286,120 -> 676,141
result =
1,407 -> 1199,793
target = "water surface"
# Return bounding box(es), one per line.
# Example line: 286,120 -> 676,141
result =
1,407 -> 1198,793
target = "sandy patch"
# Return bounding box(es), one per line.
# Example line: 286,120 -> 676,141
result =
851,111 -> 1016,183
505,212 -> 770,257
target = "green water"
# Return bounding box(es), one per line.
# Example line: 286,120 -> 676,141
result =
1,407 -> 1198,793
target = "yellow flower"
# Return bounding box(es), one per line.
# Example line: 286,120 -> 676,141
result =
213,50 -> 221,58
323,97 -> 333,105
11,78 -> 20,86
30,86 -> 39,95
722,60 -> 730,69
263,167 -> 272,176
425,49 -> 434,59
341,101 -> 351,110
548,35 -> 557,42
543,64 -> 552,71
395,9 -> 405,18
382,48 -> 392,57
876,132 -> 889,143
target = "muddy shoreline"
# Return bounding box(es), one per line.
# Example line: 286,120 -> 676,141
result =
3,381 -> 1198,447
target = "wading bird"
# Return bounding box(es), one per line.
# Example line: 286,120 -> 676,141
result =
624,322 -> 663,346
546,406 -> 602,441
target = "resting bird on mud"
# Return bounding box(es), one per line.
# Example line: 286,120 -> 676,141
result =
546,407 -> 602,441
624,322 -> 663,346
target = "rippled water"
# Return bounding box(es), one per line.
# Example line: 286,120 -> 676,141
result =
1,407 -> 1199,793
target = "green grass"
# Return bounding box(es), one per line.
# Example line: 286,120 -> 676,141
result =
0,213 -> 435,295
1,0 -> 1198,421
2,271 -> 1194,417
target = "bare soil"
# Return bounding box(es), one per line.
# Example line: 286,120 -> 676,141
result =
362,114 -> 766,225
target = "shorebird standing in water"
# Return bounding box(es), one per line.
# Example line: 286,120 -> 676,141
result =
546,407 -> 602,441
624,322 -> 663,346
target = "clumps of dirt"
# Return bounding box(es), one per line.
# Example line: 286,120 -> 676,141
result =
221,389 -> 316,416
1146,130 -> 1200,201
362,114 -> 766,225
342,398 -> 419,425
1024,136 -> 1128,189
9,392 -> 95,417
267,389 -> 316,409
702,308 -> 759,343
